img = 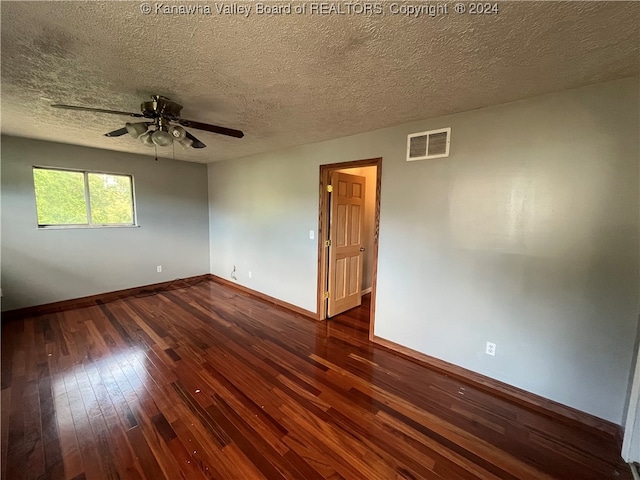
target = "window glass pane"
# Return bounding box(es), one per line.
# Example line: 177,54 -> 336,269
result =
88,173 -> 134,224
33,169 -> 87,225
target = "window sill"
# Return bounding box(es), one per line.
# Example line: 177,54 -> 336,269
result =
37,224 -> 140,230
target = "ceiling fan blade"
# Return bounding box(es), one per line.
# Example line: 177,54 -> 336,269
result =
185,131 -> 206,148
104,127 -> 128,137
51,104 -> 144,117
178,119 -> 244,138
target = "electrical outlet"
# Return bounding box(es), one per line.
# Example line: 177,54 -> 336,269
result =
248,271 -> 252,278
486,342 -> 496,356
156,265 -> 162,273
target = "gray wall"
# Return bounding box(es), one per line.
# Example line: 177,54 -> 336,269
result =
208,77 -> 639,424
1,136 -> 210,311
208,154 -> 319,310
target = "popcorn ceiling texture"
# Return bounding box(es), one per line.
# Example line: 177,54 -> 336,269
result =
1,1 -> 638,163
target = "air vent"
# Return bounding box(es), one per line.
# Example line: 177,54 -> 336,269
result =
407,127 -> 451,161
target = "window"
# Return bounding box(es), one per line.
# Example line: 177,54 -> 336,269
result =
33,167 -> 136,227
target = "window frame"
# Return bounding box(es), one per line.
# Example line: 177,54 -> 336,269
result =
32,166 -> 138,229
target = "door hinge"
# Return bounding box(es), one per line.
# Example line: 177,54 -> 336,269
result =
327,185 -> 333,193
324,292 -> 330,299
325,240 -> 331,247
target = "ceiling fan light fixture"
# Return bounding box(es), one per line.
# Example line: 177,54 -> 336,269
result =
168,125 -> 186,140
139,131 -> 155,147
125,122 -> 148,138
178,137 -> 194,149
151,129 -> 173,147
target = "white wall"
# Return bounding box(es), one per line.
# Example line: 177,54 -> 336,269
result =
208,77 -> 640,424
1,136 -> 210,311
623,344 -> 640,463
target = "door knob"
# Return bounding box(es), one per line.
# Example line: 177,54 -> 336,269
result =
359,247 -> 365,252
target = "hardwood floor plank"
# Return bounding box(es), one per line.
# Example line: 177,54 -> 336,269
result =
170,380 -> 230,448
325,405 -> 441,480
92,357 -> 138,431
79,361 -> 140,480
164,434 -> 209,480
6,376 -> 26,480
63,368 -> 107,480
124,350 -> 179,424
282,431 -> 342,479
125,425 -> 166,480
201,361 -> 290,454
280,412 -> 370,480
1,321 -> 19,389
205,397 -> 289,480
24,379 -> 45,479
2,280 -> 631,480
51,373 -> 85,480
98,303 -> 134,347
282,448 -> 327,480
1,386 -> 12,479
212,391 -> 326,479
127,403 -> 185,480
170,417 -> 238,480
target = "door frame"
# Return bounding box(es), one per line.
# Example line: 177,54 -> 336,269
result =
316,157 -> 382,340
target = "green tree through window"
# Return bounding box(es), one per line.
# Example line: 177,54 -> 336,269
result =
33,167 -> 135,227
88,173 -> 134,224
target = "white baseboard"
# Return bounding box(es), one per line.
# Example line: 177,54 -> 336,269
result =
631,463 -> 640,480
361,287 -> 372,295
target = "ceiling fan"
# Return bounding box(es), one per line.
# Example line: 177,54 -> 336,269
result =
51,95 -> 244,149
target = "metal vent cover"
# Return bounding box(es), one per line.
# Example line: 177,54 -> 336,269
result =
407,127 -> 451,161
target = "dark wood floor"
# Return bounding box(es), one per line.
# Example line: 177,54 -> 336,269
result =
1,279 -> 631,479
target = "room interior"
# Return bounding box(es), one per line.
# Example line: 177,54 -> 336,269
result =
1,1 -> 639,479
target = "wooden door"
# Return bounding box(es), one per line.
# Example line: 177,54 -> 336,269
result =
327,171 -> 366,317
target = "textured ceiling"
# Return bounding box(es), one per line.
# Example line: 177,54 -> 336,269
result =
1,1 -> 638,163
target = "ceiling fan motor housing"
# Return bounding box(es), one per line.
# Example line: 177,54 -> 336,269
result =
141,96 -> 183,120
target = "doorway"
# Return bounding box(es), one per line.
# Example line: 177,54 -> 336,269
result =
316,157 -> 381,341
